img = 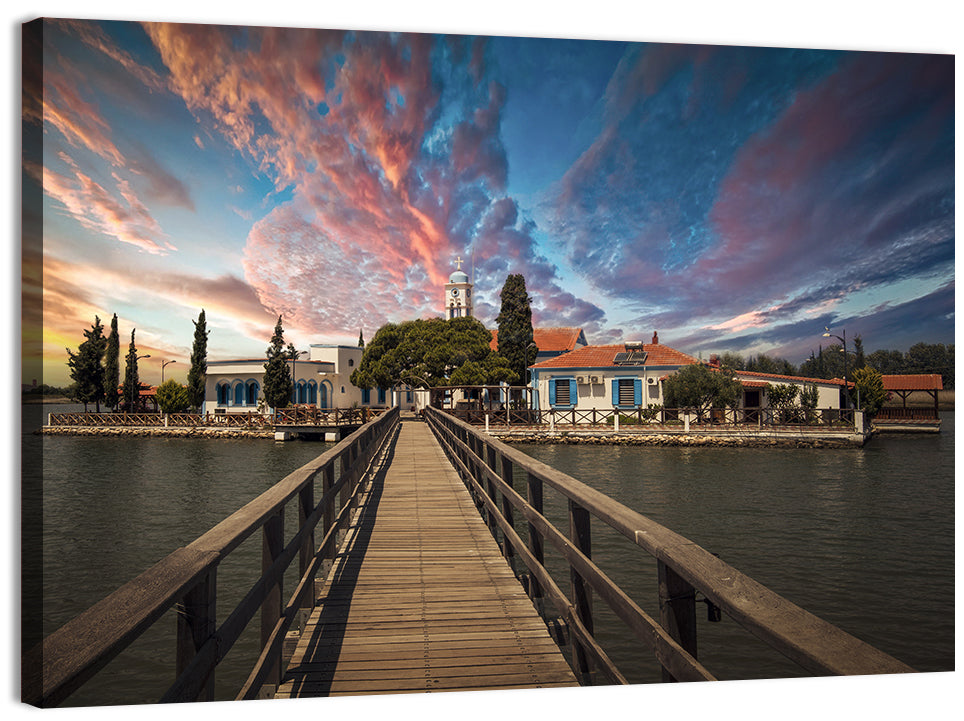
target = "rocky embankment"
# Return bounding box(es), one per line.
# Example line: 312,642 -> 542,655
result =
38,426 -> 274,439
491,430 -> 864,448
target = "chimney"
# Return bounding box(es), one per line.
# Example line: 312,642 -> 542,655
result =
652,331 -> 659,345
709,354 -> 719,368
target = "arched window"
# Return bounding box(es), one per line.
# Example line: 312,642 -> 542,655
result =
307,380 -> 317,405
246,381 -> 259,405
217,382 -> 229,405
319,381 -> 330,409
234,382 -> 245,406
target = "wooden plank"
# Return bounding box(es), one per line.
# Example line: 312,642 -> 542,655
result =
276,419 -> 577,698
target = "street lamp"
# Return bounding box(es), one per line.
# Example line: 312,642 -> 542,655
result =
822,327 -> 851,408
161,359 -> 176,384
130,354 -> 151,411
290,350 -> 306,404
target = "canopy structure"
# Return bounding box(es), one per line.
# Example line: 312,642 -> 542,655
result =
878,374 -> 943,424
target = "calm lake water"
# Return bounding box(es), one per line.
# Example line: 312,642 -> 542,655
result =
23,405 -> 954,705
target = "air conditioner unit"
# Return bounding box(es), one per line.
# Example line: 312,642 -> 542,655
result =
577,376 -> 587,384
589,376 -> 599,384
647,377 -> 658,385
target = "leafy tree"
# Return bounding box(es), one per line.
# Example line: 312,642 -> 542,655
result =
765,383 -> 799,423
866,349 -> 906,375
746,353 -> 796,376
120,329 -> 142,411
851,367 -> 888,416
905,342 -> 954,386
66,316 -> 108,412
853,334 -> 866,369
352,316 -> 515,390
103,314 -> 120,410
156,379 -> 191,413
718,352 -> 746,371
663,364 -> 742,420
262,316 -> 293,410
186,309 -> 209,411
496,274 -> 536,385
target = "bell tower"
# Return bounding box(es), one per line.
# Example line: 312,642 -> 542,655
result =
444,256 -> 473,319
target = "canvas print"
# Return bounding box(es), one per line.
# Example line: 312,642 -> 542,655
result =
21,16 -> 954,711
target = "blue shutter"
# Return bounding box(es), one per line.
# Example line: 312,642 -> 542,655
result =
634,378 -> 642,407
569,379 -> 578,408
549,379 -> 557,406
611,379 -> 619,406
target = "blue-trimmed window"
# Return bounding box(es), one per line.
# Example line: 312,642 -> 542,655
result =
307,380 -> 317,405
362,388 -> 371,404
234,382 -> 245,405
549,377 -> 577,409
216,382 -> 229,405
612,377 -> 642,408
245,380 -> 259,405
378,387 -> 386,404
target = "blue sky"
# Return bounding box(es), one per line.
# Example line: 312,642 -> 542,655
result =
20,5 -> 956,387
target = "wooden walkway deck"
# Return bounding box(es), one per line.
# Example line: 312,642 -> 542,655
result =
275,419 -> 579,697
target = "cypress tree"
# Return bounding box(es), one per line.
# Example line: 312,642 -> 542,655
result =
121,329 -> 141,412
495,274 -> 534,385
103,314 -> 120,410
262,316 -> 293,410
66,316 -> 107,412
186,309 -> 209,410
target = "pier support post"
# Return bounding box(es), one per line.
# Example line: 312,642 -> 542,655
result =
568,501 -> 593,683
176,570 -> 217,701
657,561 -> 698,682
261,510 -> 284,691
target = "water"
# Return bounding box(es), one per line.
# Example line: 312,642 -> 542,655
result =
23,405 -> 954,705
513,412 -> 955,683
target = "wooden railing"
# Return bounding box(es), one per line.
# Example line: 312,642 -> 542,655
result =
22,407 -> 400,707
46,408 -> 385,429
875,407 -> 940,420
424,407 -> 913,684
442,406 -> 858,431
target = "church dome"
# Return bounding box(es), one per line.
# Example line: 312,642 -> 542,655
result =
449,270 -> 469,284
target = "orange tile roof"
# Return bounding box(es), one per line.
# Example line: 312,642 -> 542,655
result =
490,327 -> 585,353
531,343 -> 698,369
881,374 -> 944,391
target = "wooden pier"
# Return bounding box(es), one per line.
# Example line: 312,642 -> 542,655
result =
25,406 -> 915,708
276,419 -> 578,696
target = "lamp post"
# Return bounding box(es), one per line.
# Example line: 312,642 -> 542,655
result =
290,350 -> 306,405
161,359 -> 176,384
822,327 -> 850,408
130,354 -> 151,411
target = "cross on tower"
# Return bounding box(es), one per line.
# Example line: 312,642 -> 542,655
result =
454,256 -> 464,271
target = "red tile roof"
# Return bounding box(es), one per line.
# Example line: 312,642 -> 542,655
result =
881,374 -> 944,391
490,327 -> 586,353
531,343 -> 698,369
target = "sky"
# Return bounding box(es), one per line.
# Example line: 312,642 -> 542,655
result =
21,8 -> 956,388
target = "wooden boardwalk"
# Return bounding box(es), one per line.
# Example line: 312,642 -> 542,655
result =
275,419 -> 579,697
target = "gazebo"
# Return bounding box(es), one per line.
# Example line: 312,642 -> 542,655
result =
875,374 -> 944,431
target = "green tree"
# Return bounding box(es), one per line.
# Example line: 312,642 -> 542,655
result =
103,313 -> 120,410
156,379 -> 191,413
496,274 -> 536,385
866,349 -> 906,375
718,352 -> 746,371
358,329 -> 365,348
663,364 -> 742,420
262,316 -> 293,410
186,309 -> 209,411
746,353 -> 796,376
66,315 -> 108,412
905,342 -> 954,387
120,329 -> 141,411
352,316 -> 515,390
851,367 -> 888,416
765,383 -> 799,423
853,335 -> 866,369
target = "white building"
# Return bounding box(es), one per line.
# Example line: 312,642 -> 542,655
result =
528,335 -> 847,416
